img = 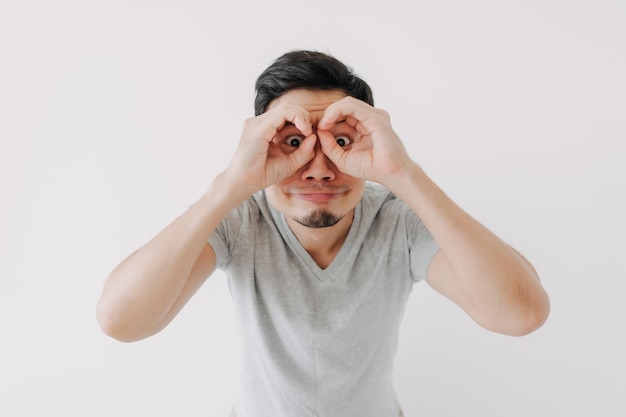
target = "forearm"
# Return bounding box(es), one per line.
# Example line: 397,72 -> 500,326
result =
387,163 -> 549,333
96,173 -> 245,341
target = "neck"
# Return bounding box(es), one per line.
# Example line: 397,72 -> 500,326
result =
286,210 -> 355,269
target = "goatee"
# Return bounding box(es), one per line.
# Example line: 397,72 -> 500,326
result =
292,209 -> 342,228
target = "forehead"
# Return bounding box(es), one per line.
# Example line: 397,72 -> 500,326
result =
267,89 -> 347,117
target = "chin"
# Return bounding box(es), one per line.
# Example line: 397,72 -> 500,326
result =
291,209 -> 343,228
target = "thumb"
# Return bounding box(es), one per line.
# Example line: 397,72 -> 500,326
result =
288,133 -> 317,170
318,130 -> 345,168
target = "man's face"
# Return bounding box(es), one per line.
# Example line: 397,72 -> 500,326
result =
265,89 -> 366,229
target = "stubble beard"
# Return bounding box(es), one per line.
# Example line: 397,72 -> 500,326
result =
292,209 -> 343,228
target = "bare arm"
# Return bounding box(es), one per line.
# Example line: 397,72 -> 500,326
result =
97,103 -> 318,342
96,177 -> 243,342
318,97 -> 550,336
393,165 -> 550,336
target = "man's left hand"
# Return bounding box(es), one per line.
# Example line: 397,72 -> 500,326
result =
317,97 -> 414,188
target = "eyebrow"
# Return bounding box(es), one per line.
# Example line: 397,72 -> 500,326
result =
283,120 -> 347,127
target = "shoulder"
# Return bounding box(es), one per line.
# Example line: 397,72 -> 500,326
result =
360,182 -> 407,216
214,192 -> 268,243
356,182 -> 413,235
361,182 -> 396,207
360,182 -> 429,237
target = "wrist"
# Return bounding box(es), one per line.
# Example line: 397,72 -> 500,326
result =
200,171 -> 254,212
381,161 -> 426,197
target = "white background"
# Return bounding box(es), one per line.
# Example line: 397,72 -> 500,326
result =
1,0 -> 624,416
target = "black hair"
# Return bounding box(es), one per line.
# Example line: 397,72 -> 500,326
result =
254,50 -> 374,116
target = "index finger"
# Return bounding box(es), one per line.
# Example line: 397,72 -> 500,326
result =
261,103 -> 313,139
318,97 -> 374,131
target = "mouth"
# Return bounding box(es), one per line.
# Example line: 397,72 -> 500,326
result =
294,193 -> 341,203
287,186 -> 350,204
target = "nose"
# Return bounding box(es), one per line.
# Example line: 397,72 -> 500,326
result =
300,139 -> 336,181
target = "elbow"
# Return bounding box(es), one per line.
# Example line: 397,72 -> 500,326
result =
95,299 -> 126,341
96,299 -> 145,343
501,290 -> 551,337
523,293 -> 551,336
476,288 -> 551,337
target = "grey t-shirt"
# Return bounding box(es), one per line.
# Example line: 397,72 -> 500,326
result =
208,182 -> 439,417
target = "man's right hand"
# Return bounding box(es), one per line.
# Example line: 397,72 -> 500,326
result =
223,102 -> 317,197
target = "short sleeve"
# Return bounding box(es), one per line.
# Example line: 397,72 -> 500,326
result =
207,200 -> 251,270
406,210 -> 439,283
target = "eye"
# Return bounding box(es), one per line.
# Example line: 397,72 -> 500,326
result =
286,135 -> 303,147
335,135 -> 352,147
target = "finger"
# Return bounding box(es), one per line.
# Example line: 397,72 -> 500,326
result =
291,112 -> 314,137
262,104 -> 313,138
288,133 -> 317,168
318,130 -> 346,167
318,97 -> 373,131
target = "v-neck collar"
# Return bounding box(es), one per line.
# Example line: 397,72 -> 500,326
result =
270,202 -> 362,281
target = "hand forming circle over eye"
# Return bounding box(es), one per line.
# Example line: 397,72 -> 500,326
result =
316,96 -> 411,184
226,101 -> 317,195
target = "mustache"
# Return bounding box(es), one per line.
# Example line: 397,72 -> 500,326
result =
285,184 -> 350,193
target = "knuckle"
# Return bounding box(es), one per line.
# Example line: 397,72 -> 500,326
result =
377,108 -> 390,119
242,117 -> 256,130
374,108 -> 391,124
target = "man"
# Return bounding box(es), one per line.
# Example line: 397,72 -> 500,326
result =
97,50 -> 550,417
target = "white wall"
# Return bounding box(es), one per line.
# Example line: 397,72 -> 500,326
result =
1,0 -> 624,416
